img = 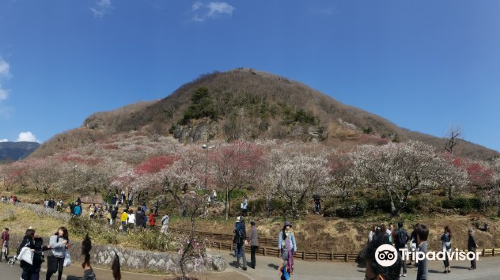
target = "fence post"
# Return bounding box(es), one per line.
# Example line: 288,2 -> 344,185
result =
344,253 -> 348,262
492,248 -> 495,257
331,252 -> 334,261
482,248 -> 485,257
302,252 -> 305,260
230,243 -> 233,252
316,252 -> 319,260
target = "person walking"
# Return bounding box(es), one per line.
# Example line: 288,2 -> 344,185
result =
135,207 -> 144,230
394,221 -> 411,277
313,194 -> 321,214
233,216 -> 248,270
18,228 -> 48,280
110,207 -> 118,226
127,210 -> 136,231
409,223 -> 419,266
241,197 -> 248,216
368,225 -> 376,244
46,227 -> 70,280
278,221 -> 297,278
249,221 -> 259,269
416,224 -> 429,280
467,229 -> 478,270
120,210 -> 128,233
441,226 -> 452,273
161,213 -> 170,234
0,227 -> 9,262
148,210 -> 156,229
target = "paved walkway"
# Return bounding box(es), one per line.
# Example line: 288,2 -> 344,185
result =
217,249 -> 500,280
3,252 -> 498,280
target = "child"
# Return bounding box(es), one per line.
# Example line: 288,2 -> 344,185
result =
1,228 -> 9,262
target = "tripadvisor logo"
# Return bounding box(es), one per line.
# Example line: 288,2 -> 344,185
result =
375,244 -> 482,267
375,244 -> 398,267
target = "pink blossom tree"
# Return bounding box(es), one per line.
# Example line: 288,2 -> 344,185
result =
211,141 -> 265,221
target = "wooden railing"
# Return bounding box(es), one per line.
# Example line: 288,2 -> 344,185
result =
170,227 -> 500,263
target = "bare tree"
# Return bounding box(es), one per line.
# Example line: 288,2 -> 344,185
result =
444,125 -> 463,154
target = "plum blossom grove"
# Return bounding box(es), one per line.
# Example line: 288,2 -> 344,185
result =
1,133 -> 500,217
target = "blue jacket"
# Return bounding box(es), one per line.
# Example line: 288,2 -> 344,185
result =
278,230 -> 297,251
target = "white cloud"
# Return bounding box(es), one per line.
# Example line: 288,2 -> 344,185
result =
207,2 -> 234,17
0,139 -> 8,142
16,132 -> 40,143
192,1 -> 202,11
0,56 -> 10,77
190,1 -> 235,22
0,55 -> 12,105
91,0 -> 112,18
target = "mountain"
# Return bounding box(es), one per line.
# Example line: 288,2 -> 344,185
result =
31,68 -> 499,160
0,142 -> 40,161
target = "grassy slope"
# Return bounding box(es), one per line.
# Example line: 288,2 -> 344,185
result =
173,213 -> 500,254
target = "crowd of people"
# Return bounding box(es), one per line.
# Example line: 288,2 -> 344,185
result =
232,216 -> 297,280
4,226 -> 96,280
364,222 -> 480,280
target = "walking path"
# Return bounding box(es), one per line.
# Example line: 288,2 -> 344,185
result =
2,251 -> 498,280
216,249 -> 500,280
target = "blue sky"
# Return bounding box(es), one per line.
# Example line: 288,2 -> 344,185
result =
0,0 -> 499,152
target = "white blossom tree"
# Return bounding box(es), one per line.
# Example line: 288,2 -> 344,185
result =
352,141 -> 460,216
267,148 -> 331,219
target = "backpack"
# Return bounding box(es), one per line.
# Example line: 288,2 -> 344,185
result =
396,229 -> 408,248
74,206 -> 81,216
234,227 -> 244,244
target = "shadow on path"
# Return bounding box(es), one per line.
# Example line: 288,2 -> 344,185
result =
268,263 -> 279,270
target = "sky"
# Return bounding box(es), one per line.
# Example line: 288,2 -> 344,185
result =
0,0 -> 499,152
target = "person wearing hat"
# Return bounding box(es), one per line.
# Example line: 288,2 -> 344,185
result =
278,221 -> 297,278
233,216 -> 248,270
467,229 -> 478,270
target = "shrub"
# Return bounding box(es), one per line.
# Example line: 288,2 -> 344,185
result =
335,200 -> 367,218
441,197 -> 482,215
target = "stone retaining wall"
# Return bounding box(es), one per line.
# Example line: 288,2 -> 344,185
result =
9,235 -> 226,273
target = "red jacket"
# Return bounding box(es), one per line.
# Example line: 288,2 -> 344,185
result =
149,213 -> 156,226
1,231 -> 9,246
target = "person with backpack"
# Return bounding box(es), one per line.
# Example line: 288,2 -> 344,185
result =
441,226 -> 452,273
1,227 -> 9,262
135,207 -> 144,230
73,203 -> 82,217
46,227 -> 70,280
233,216 -> 248,270
394,221 -> 411,277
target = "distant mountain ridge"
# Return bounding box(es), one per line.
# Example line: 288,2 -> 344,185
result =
32,68 -> 499,160
0,142 -> 40,161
